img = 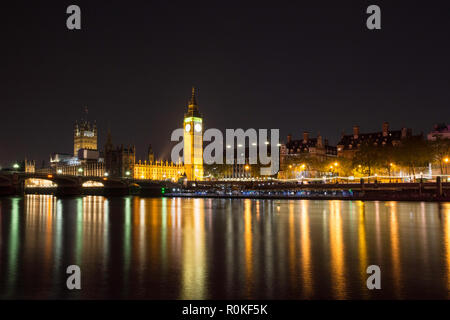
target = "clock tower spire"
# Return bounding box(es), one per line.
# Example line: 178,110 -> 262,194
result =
183,86 -> 203,180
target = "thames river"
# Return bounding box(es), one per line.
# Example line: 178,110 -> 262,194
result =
0,195 -> 449,299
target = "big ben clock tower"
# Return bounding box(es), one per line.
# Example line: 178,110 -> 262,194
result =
183,87 -> 204,181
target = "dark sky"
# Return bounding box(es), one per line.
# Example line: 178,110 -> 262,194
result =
1,0 -> 449,166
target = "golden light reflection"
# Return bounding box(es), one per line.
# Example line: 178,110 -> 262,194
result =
388,201 -> 401,297
181,199 -> 206,299
442,203 -> 450,295
329,200 -> 346,299
300,200 -> 313,298
244,199 -> 253,296
357,201 -> 368,298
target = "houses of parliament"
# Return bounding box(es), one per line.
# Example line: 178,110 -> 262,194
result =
37,88 -> 204,181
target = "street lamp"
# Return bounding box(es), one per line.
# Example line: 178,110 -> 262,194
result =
57,169 -> 62,174
104,172 -> 109,177
125,171 -> 130,176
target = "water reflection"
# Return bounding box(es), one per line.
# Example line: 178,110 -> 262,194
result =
442,203 -> 450,297
0,195 -> 449,299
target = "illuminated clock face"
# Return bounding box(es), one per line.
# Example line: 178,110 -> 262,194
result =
185,124 -> 191,132
194,123 -> 202,132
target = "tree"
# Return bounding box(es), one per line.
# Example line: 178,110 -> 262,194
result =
430,136 -> 450,174
352,143 -> 380,176
395,137 -> 433,178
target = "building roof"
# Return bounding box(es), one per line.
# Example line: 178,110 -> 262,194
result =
337,130 -> 406,150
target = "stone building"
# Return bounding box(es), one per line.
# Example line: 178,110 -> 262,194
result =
337,122 -> 413,159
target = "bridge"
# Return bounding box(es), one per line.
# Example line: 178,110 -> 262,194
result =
0,172 -> 179,196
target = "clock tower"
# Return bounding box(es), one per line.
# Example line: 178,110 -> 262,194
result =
183,87 -> 204,180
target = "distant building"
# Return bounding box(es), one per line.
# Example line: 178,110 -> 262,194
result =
337,122 -> 413,159
281,131 -> 337,161
47,114 -> 104,177
427,123 -> 450,140
133,144 -> 185,181
104,130 -> 135,178
278,132 -> 337,179
73,116 -> 97,156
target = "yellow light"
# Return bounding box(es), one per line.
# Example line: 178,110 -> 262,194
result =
245,165 -> 250,170
445,157 -> 449,163
184,117 -> 202,123
334,162 -> 338,166
47,174 -> 53,178
289,165 -> 292,169
390,163 -> 393,166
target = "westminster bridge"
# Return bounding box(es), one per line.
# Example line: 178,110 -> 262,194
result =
0,172 -> 178,196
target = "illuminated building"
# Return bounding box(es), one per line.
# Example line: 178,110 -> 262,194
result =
134,159 -> 185,181
133,144 -> 185,181
278,132 -> 337,179
183,87 -> 204,180
73,112 -> 98,156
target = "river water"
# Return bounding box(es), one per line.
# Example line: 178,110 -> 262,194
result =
0,195 -> 449,299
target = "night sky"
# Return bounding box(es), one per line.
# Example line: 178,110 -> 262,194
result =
1,1 -> 449,166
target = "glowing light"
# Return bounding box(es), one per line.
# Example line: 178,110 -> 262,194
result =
47,174 -> 53,178
445,158 -> 449,163
104,172 -> 109,177
245,165 -> 250,171
194,123 -> 202,132
13,163 -> 20,169
78,168 -> 83,173
185,124 -> 191,132
125,171 -> 130,176
184,117 -> 202,123
57,169 -> 62,174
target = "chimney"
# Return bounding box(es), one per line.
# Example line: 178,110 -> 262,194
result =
303,131 -> 309,143
353,125 -> 360,138
382,122 -> 389,137
287,134 -> 292,143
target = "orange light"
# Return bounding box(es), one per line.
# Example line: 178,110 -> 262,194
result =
47,174 -> 53,178
245,165 -> 250,170
334,162 -> 338,166
445,157 -> 449,163
103,177 -> 108,181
